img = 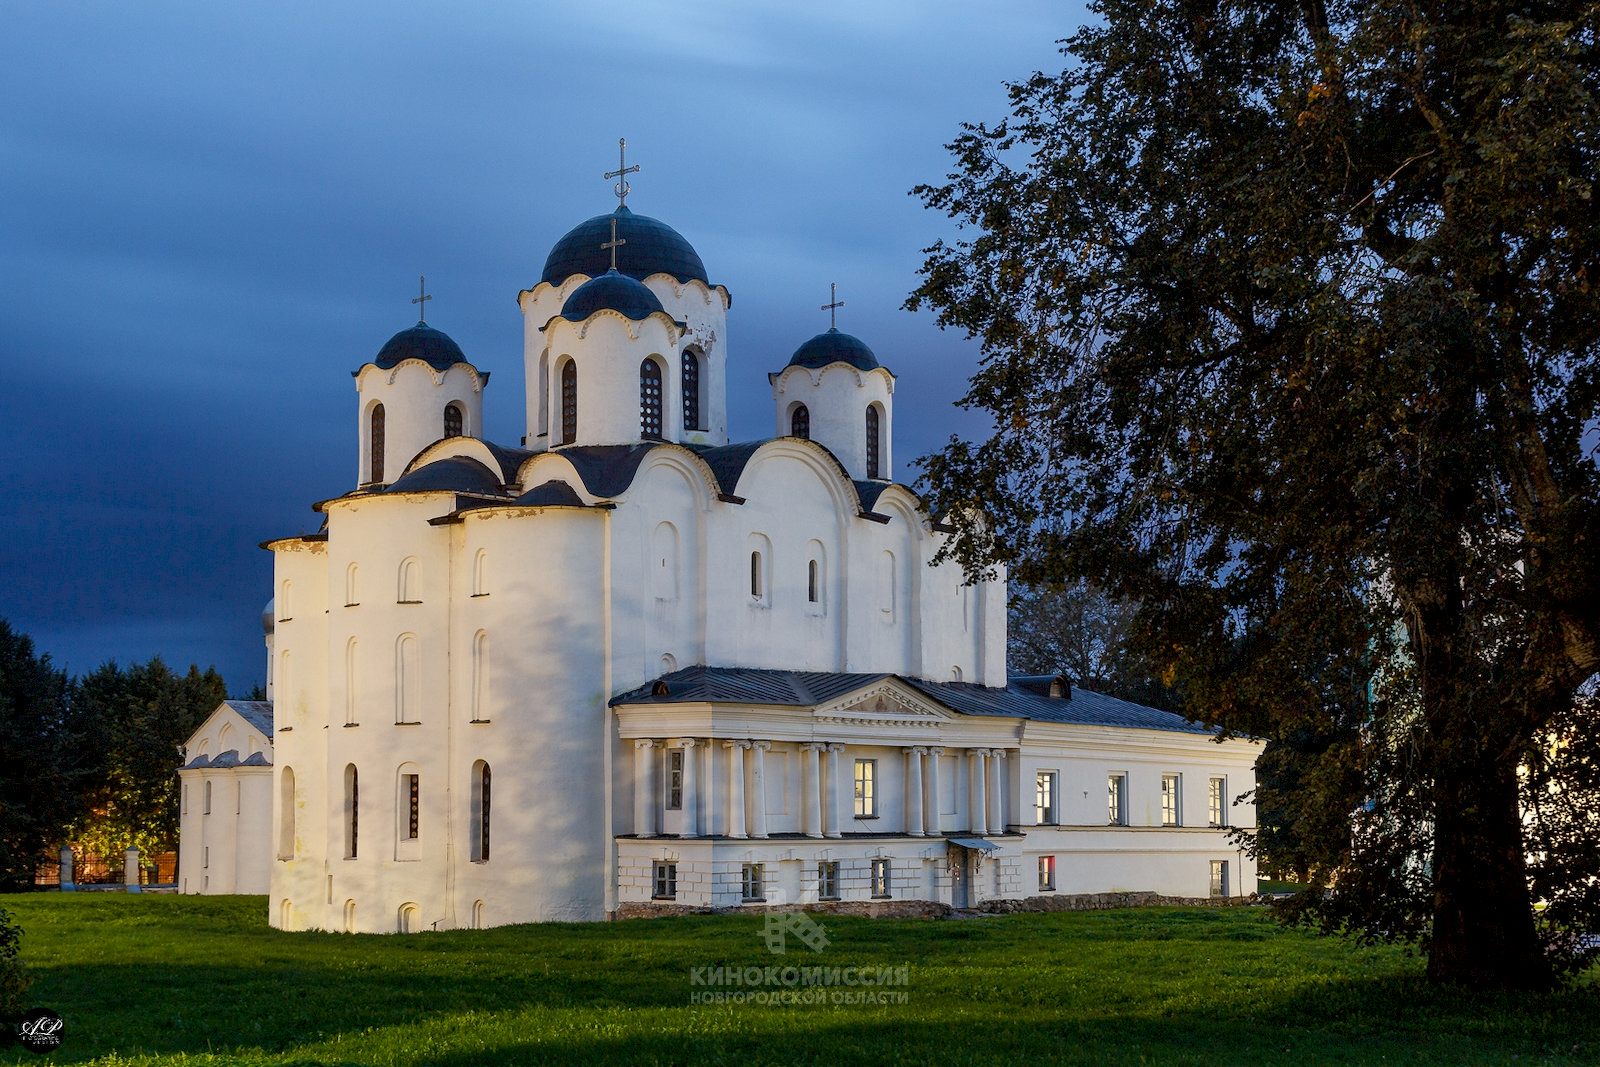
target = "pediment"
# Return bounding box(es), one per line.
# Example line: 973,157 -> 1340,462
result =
814,681 -> 951,729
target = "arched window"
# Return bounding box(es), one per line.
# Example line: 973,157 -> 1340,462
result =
398,903 -> 419,934
471,631 -> 489,722
278,768 -> 296,860
865,405 -> 881,479
343,899 -> 357,933
682,351 -> 701,431
345,638 -> 358,725
808,559 -> 819,603
444,402 -> 464,438
640,359 -> 663,437
280,899 -> 294,931
471,760 -> 491,862
560,361 -> 578,444
398,558 -> 420,602
750,551 -> 763,600
791,404 -> 810,439
370,404 -> 386,483
344,764 -> 359,858
472,549 -> 488,596
345,563 -> 359,607
203,779 -> 212,814
472,899 -> 486,929
395,634 -> 419,724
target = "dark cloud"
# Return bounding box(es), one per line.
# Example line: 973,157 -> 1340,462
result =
0,0 -> 1079,690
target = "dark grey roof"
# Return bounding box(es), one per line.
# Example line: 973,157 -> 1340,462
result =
560,270 -> 667,321
224,700 -> 273,736
611,666 -> 1214,736
541,207 -> 708,286
555,444 -> 660,497
687,441 -> 767,497
384,456 -> 507,496
238,752 -> 271,767
513,480 -> 589,508
786,328 -> 885,373
368,322 -> 468,372
480,441 -> 538,483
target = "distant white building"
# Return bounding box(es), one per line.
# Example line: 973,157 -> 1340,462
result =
230,175 -> 1256,932
178,699 -> 274,895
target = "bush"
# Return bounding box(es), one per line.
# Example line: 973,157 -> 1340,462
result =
0,907 -> 32,1020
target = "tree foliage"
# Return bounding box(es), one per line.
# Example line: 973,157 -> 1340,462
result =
909,0 -> 1600,989
1008,581 -> 1180,710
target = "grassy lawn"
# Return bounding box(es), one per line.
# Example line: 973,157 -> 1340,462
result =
2,894 -> 1596,1066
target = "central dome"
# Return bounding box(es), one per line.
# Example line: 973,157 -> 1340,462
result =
541,207 -> 707,286
371,322 -> 467,371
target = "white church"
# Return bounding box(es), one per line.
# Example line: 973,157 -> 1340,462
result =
179,161 -> 1259,931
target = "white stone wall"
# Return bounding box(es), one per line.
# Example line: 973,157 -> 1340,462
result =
771,363 -> 895,482
353,361 -> 485,487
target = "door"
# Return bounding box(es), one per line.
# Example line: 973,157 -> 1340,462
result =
952,850 -> 969,908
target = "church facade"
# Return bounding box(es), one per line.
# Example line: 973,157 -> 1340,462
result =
251,176 -> 1258,932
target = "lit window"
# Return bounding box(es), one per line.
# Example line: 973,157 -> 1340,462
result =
854,759 -> 876,817
1039,855 -> 1056,891
1108,774 -> 1127,826
682,351 -> 701,431
666,749 -> 684,810
654,861 -> 678,900
741,863 -> 764,901
1209,776 -> 1226,828
560,361 -> 577,444
791,404 -> 810,439
870,857 -> 891,898
818,861 -> 839,900
865,405 -> 881,479
1162,774 -> 1181,826
640,359 -> 663,437
1036,771 -> 1058,825
1210,859 -> 1230,897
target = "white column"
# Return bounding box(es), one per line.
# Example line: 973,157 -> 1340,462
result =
725,741 -> 748,839
924,747 -> 943,837
679,739 -> 699,837
749,741 -> 770,838
824,744 -> 844,838
634,740 -> 657,836
969,748 -> 989,834
800,743 -> 824,838
988,749 -> 1006,834
904,747 -> 925,836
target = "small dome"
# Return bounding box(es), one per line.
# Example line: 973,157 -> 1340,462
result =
561,270 -> 667,322
261,599 -> 275,635
786,328 -> 881,372
384,456 -> 505,496
372,322 -> 468,372
542,207 -> 707,286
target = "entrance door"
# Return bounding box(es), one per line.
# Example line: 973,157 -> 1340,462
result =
952,851 -> 969,908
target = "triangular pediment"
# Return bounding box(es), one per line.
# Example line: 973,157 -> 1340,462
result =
814,680 -> 952,728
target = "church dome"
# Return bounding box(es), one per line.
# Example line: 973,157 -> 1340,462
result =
542,207 -> 707,286
786,328 -> 881,372
261,598 -> 275,635
372,322 -> 468,372
560,270 -> 668,322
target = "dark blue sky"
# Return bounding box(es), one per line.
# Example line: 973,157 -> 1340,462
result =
0,1 -> 1083,691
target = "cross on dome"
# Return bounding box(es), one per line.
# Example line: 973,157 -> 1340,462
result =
821,282 -> 845,330
602,217 -> 626,272
604,137 -> 640,209
412,275 -> 431,324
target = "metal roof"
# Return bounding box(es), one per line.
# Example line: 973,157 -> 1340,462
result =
541,207 -> 708,286
560,270 -> 669,322
786,328 -> 886,373
367,321 -> 468,372
223,700 -> 273,736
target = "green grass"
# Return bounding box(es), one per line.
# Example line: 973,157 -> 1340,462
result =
3,894 -> 1597,1066
1257,878 -> 1307,894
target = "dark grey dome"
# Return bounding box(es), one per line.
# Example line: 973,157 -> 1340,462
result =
384,456 -> 504,495
542,207 -> 707,286
372,322 -> 468,371
786,328 -> 881,372
561,270 -> 667,322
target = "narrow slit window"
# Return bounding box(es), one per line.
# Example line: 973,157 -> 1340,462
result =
865,405 -> 881,479
561,362 -> 577,444
682,351 -> 701,431
370,403 -> 386,482
750,551 -> 763,600
406,773 -> 420,839
807,559 -> 819,603
640,359 -> 663,437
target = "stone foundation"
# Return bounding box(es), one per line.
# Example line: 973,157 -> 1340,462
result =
614,890 -> 1257,921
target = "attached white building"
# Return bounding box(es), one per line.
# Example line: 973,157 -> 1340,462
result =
178,700 -> 274,895
245,190 -> 1257,932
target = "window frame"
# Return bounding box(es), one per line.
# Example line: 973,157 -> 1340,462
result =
1035,770 -> 1058,825
1208,776 -> 1226,828
854,758 -> 877,818
1039,855 -> 1056,891
681,350 -> 701,431
639,357 -> 664,438
818,860 -> 840,900
1108,773 -> 1128,826
1161,773 -> 1181,827
560,360 -> 578,444
665,749 -> 684,811
1210,859 -> 1230,897
741,863 -> 765,902
653,861 -> 678,900
870,857 -> 891,898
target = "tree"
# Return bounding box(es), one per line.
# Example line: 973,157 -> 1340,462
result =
71,658 -> 226,864
0,620 -> 98,891
908,0 -> 1600,989
1008,581 -> 1179,710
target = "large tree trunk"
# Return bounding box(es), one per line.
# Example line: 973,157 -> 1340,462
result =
1427,756 -> 1551,989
